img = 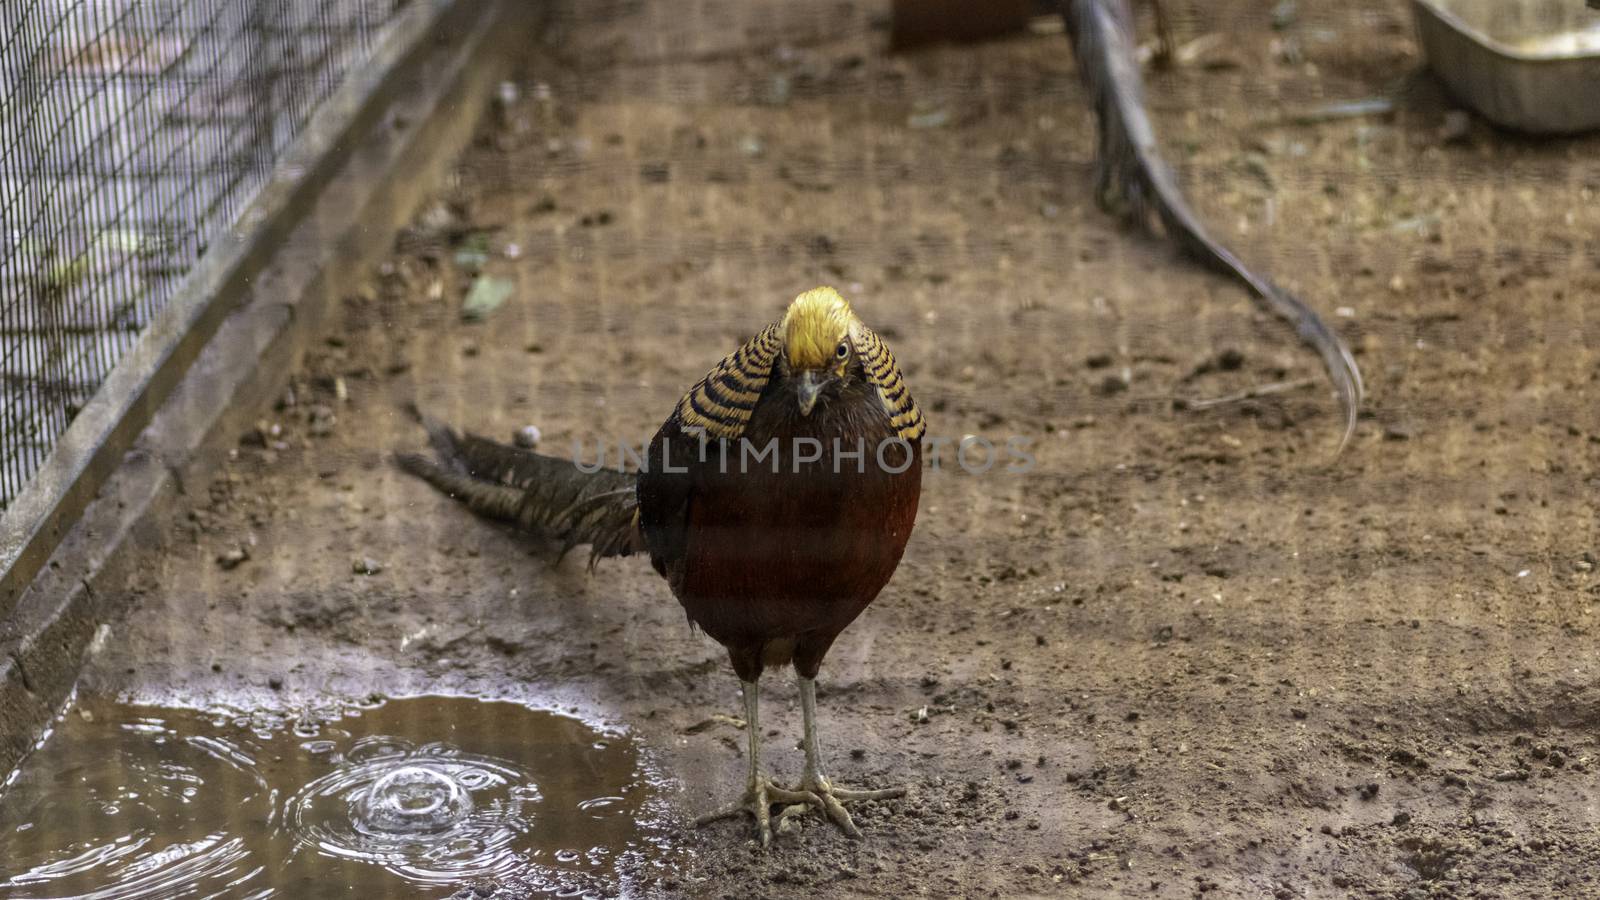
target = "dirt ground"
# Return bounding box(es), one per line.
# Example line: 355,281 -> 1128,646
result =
77,0 -> 1600,896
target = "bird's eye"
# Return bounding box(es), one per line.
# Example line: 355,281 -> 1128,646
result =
835,341 -> 850,360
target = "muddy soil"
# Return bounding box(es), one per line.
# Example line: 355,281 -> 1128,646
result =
75,0 -> 1600,896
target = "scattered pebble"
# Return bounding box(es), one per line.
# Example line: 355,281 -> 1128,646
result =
217,547 -> 250,570
1271,0 -> 1298,29
1439,110 -> 1473,144
352,557 -> 383,576
1384,422 -> 1415,441
1095,374 -> 1128,396
514,425 -> 542,449
312,405 -> 340,435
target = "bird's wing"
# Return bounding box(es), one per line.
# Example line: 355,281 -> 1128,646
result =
1061,0 -> 1362,451
852,323 -> 926,443
670,322 -> 784,439
639,322 -> 783,583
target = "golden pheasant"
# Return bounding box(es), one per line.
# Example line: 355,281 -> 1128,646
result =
399,287 -> 925,845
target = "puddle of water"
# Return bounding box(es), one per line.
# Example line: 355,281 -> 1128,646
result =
0,695 -> 675,898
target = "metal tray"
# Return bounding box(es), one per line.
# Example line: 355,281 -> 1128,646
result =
1412,0 -> 1600,133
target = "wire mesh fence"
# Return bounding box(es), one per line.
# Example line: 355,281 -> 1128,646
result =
0,0 -> 406,510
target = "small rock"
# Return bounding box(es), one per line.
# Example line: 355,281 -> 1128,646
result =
1271,1 -> 1299,30
513,425 -> 542,449
353,557 -> 383,576
308,404 -> 336,437
1383,422 -> 1414,441
217,547 -> 250,570
268,676 -> 283,690
1392,810 -> 1412,826
1439,110 -> 1472,144
1095,374 -> 1128,396
762,74 -> 792,106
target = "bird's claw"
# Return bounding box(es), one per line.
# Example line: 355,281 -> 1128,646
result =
775,773 -> 906,839
694,776 -> 818,847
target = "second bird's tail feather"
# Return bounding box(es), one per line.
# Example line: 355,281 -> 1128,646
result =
1060,0 -> 1363,452
395,405 -> 642,567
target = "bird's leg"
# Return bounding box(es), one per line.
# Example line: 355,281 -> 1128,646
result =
775,677 -> 906,838
694,679 -> 817,847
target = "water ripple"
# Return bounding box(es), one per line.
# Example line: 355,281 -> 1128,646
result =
284,744 -> 543,885
0,696 -> 672,899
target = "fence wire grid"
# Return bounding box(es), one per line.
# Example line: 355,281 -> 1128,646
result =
0,0 -> 407,510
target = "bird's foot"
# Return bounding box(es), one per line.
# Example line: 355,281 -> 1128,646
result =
774,772 -> 906,839
694,775 -> 819,847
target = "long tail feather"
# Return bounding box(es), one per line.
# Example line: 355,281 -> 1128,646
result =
396,404 -> 642,569
1060,0 -> 1363,452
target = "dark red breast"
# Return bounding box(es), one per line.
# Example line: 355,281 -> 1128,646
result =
639,382 -> 922,680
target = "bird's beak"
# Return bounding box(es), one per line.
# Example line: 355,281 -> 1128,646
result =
797,371 -> 823,417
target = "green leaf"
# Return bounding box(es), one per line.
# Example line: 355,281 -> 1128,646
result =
461,275 -> 514,322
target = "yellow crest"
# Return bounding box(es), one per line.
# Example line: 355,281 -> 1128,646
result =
781,286 -> 854,370
672,286 -> 925,443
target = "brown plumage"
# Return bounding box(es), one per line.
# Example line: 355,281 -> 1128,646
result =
399,287 -> 923,845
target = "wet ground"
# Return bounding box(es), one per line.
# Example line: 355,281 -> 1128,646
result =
11,0 -> 1600,896
0,696 -> 673,897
